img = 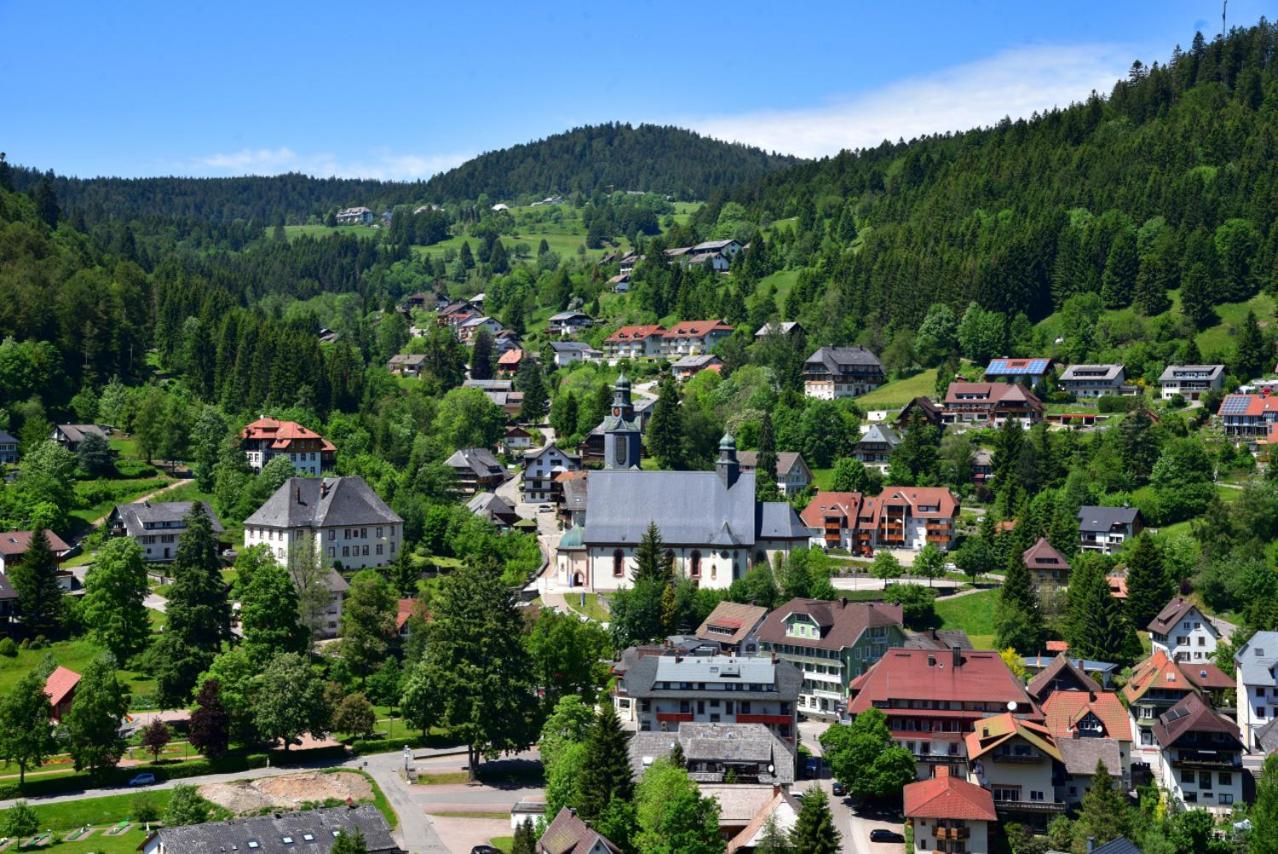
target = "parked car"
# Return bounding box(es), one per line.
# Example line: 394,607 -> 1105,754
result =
832,780 -> 845,796
870,829 -> 904,843
128,772 -> 157,787
471,847 -> 503,854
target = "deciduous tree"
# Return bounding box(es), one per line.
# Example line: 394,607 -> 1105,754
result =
0,672 -> 56,786
81,537 -> 150,661
64,654 -> 130,777
188,678 -> 230,759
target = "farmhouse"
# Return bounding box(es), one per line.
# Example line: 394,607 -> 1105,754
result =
802,347 -> 885,399
444,447 -> 507,495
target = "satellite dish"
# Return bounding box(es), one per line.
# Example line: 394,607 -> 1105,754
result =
1007,700 -> 1018,712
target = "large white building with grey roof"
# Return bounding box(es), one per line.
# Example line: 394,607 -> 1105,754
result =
1235,631 -> 1278,751
108,501 -> 224,562
243,476 -> 402,571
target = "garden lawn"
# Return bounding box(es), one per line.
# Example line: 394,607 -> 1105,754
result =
565,592 -> 609,622
934,589 -> 999,650
855,369 -> 939,410
0,637 -> 156,703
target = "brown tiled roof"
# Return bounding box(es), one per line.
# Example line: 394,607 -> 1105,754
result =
696,602 -> 769,647
1026,653 -> 1102,700
1042,691 -> 1130,742
0,530 -> 72,557
799,491 -> 864,529
757,598 -> 902,653
1147,597 -> 1204,636
1123,650 -> 1232,704
903,766 -> 997,822
848,649 -> 1037,712
944,382 -> 1043,408
1153,692 -> 1240,747
538,807 -> 622,854
662,320 -> 732,338
1022,537 -> 1070,572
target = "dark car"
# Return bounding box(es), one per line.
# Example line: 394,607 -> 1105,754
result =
870,828 -> 905,843
803,757 -> 821,779
471,847 -> 503,854
832,780 -> 845,796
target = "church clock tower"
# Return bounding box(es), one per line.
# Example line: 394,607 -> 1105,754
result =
602,374 -> 643,470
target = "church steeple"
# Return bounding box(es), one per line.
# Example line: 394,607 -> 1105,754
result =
716,433 -> 739,488
602,374 -> 642,470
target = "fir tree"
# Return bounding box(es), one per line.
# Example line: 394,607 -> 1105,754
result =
1066,553 -> 1142,665
1180,262 -> 1215,329
9,528 -> 63,636
511,818 -> 536,854
647,375 -> 686,469
995,549 -> 1045,654
1100,229 -> 1138,309
1235,310 -> 1269,380
1076,759 -> 1131,846
578,705 -> 634,822
633,522 -> 673,585
789,788 -> 841,854
1122,534 -> 1171,629
470,327 -> 495,380
517,359 -> 549,423
757,411 -> 778,483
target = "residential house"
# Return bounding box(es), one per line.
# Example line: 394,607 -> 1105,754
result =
502,426 -> 534,455
1022,537 -> 1071,588
557,471 -> 589,529
574,434 -> 809,592
896,396 -> 945,431
603,324 -> 666,361
547,311 -> 594,337
724,789 -> 801,854
627,723 -> 795,786
466,492 -> 520,529
485,390 -> 525,419
523,444 -> 581,503
1123,650 -> 1233,759
1218,392 -> 1278,439
847,648 -> 1040,779
666,246 -> 731,272
1234,631 -> 1278,751
662,320 -> 734,357
802,347 -> 885,399
0,430 -> 17,464
0,530 -> 72,573
942,382 -> 1044,429
109,501 -> 224,562
972,449 -> 993,485
984,357 -> 1054,387
456,315 -> 503,343
736,450 -> 812,496
549,340 -> 601,368
1026,654 -> 1102,702
52,423 -> 109,451
437,301 -> 481,328
1058,364 -> 1128,398
464,378 -> 513,393
396,598 -> 426,641
853,424 -> 900,473
1159,364 -> 1225,401
240,418 -> 336,475
242,476 -> 402,572
612,648 -> 800,742
536,807 -> 622,854
317,327 -> 340,345
387,353 -> 427,377
965,713 -> 1065,819
141,804 -> 402,854
1148,597 -> 1220,662
695,601 -> 769,655
607,272 -> 631,292
44,666 -> 80,723
757,598 -> 906,719
1153,693 -> 1244,814
444,447 -> 507,495
904,766 -> 997,854
335,206 -> 375,225
1078,506 -> 1142,555
692,238 -> 744,260
672,353 -> 723,382
497,347 -> 524,376
754,321 -> 804,339
800,491 -> 865,551
1043,689 -> 1132,797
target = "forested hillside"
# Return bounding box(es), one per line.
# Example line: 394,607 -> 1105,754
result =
421,123 -> 802,202
715,23 -> 1278,346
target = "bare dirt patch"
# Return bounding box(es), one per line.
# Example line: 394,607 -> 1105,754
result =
199,771 -> 373,814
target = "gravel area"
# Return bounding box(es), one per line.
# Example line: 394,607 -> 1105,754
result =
199,771 -> 373,814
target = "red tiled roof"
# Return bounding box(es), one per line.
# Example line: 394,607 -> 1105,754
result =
1123,650 -> 1233,704
799,491 -> 864,529
848,648 -> 1037,713
1046,640 -> 1070,653
903,767 -> 997,822
497,348 -> 523,365
0,530 -> 72,557
1218,393 -> 1278,418
605,324 -> 665,343
44,666 -> 80,708
662,320 -> 733,338
1043,691 -> 1130,742
396,598 -> 427,632
239,418 -> 336,453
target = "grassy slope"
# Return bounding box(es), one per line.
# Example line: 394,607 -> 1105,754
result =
854,369 -> 939,410
934,589 -> 999,651
0,638 -> 157,700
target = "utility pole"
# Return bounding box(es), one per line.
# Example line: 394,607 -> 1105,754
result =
1223,0 -> 1228,36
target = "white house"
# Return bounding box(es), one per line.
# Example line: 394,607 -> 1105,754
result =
1148,598 -> 1220,663
1153,692 -> 1244,814
1058,364 -> 1128,398
1235,631 -> 1278,751
736,451 -> 812,497
1159,364 -> 1225,401
243,476 -> 402,571
522,444 -> 581,503
548,340 -> 602,367
109,501 -> 224,563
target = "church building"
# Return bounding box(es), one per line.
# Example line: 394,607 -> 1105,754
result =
554,376 -> 809,592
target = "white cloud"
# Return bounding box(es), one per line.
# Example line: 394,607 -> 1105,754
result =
190,147 -> 470,180
686,44 -> 1135,158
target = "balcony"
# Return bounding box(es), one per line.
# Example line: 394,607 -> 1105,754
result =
994,799 -> 1066,814
736,713 -> 795,726
656,712 -> 694,723
1174,751 -> 1243,770
992,752 -> 1044,763
916,752 -> 964,764
933,826 -> 970,841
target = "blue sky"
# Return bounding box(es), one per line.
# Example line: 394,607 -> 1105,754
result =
1,1 -> 1268,179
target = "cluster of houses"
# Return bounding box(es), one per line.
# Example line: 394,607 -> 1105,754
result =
592,581 -> 1262,853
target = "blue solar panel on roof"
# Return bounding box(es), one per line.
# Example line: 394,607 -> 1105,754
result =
986,358 -> 1050,374
1221,395 -> 1251,415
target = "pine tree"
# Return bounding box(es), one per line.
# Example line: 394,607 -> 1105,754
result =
511,818 -> 536,854
995,549 -> 1045,654
517,359 -> 549,423
633,522 -> 673,585
9,528 -> 63,636
1100,230 -> 1139,308
1066,554 -> 1142,665
152,505 -> 231,706
470,327 -> 495,380
647,375 -> 686,469
1180,262 -> 1215,330
757,411 -> 778,483
1133,253 -> 1173,316
1076,759 -> 1131,846
33,171 -> 59,228
1123,534 -> 1171,629
330,830 -> 368,854
789,788 -> 841,854
1235,310 -> 1269,380
578,705 -> 634,821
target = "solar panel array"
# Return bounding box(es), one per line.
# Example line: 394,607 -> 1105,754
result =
1220,394 -> 1252,416
986,358 -> 1050,375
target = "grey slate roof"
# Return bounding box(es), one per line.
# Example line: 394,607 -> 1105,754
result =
466,491 -> 517,522
1256,717 -> 1278,753
112,501 -> 224,537
1091,837 -> 1143,854
583,470 -> 759,547
445,448 -> 505,479
620,652 -> 802,703
145,804 -> 401,854
1060,364 -> 1125,382
1077,505 -> 1140,533
856,424 -> 901,448
1235,630 -> 1278,686
737,451 -> 806,478
1158,364 -> 1224,383
244,477 -> 402,529
55,424 -> 108,443
549,341 -> 596,353
0,431 -> 16,445
628,723 -> 795,784
1057,736 -> 1123,776
805,346 -> 882,372
757,502 -> 811,540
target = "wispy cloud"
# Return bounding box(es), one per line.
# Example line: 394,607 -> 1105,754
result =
687,44 -> 1135,158
188,147 -> 470,180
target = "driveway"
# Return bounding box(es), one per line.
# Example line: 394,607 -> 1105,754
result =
847,804 -> 906,854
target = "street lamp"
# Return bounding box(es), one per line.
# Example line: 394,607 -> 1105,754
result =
403,745 -> 413,774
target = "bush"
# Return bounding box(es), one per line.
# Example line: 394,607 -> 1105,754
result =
132,794 -> 161,824
0,637 -> 17,657
883,584 -> 937,629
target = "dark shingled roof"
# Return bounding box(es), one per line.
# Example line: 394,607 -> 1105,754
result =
1147,597 -> 1210,637
143,804 -> 401,853
112,501 -> 224,538
1026,653 -> 1102,701
805,346 -> 883,370
1077,505 -> 1140,533
619,652 -> 802,703
244,477 -> 402,529
539,807 -> 622,854
1153,692 -> 1241,748
758,598 -> 903,653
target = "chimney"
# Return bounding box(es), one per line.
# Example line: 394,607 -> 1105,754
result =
295,486 -> 302,503
935,766 -> 950,779
951,646 -> 963,669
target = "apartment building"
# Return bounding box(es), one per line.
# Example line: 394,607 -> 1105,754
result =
942,383 -> 1044,429
802,347 -> 885,399
1057,364 -> 1128,398
1154,693 -> 1244,814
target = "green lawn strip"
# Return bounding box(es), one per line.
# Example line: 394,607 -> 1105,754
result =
0,638 -> 156,701
324,768 -> 396,829
934,589 -> 999,649
27,790 -> 173,833
416,771 -> 470,785
563,592 -> 609,622
490,836 -> 515,853
854,369 -> 939,410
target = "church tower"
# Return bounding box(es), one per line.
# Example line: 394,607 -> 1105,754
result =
602,374 -> 643,470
